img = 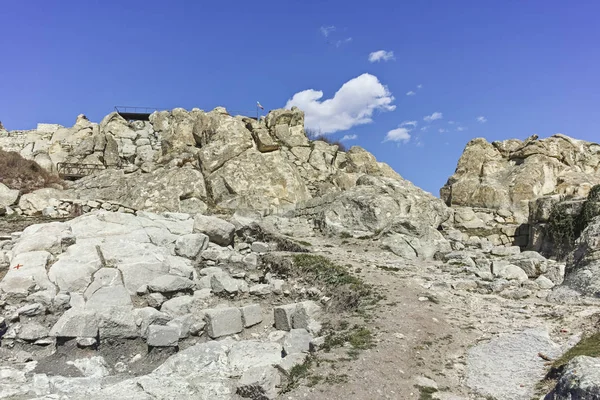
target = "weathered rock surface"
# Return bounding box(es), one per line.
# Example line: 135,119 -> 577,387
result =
146,325 -> 180,347
18,188 -> 65,216
466,328 -> 562,400
193,215 -> 235,246
1,107 -> 453,242
544,356 -> 600,399
204,307 -> 243,339
237,365 -> 281,400
441,135 -> 600,218
0,183 -> 19,207
70,166 -> 208,213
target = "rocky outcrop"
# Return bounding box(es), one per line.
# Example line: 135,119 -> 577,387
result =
69,166 -> 209,213
441,135 -> 600,219
290,175 -> 453,259
1,107 -> 447,227
545,356 -> 600,399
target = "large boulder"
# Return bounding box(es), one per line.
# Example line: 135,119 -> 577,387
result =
466,329 -> 562,400
0,182 -> 19,207
544,356 -> 600,399
195,110 -> 255,173
18,188 -> 65,216
193,215 -> 235,246
441,135 -> 600,218
381,220 -> 451,259
296,174 -> 452,238
265,107 -> 309,148
0,251 -> 54,299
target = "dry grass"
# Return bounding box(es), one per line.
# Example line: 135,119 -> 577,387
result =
552,332 -> 600,369
305,129 -> 348,152
0,149 -> 65,193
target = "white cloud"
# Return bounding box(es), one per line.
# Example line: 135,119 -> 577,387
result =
341,134 -> 358,141
368,50 -> 395,62
384,127 -> 411,143
400,120 -> 417,128
477,116 -> 487,123
406,91 -> 416,96
417,84 -> 423,89
439,128 -> 447,133
420,126 -> 428,131
424,112 -> 443,122
285,73 -> 395,134
384,121 -> 419,143
457,126 -> 466,132
334,37 -> 352,47
320,26 -> 335,37
448,121 -> 455,125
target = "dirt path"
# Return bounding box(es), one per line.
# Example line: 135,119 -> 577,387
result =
285,235 -> 597,400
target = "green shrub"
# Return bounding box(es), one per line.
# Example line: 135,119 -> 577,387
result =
547,203 -> 578,258
547,184 -> 600,258
292,254 -> 373,312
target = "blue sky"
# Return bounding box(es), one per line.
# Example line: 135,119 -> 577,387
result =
1,1 -> 599,195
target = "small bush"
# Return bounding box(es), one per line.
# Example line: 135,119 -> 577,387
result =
322,324 -> 376,354
305,129 -> 348,152
291,254 -> 373,312
0,150 -> 65,193
547,184 -> 600,258
281,356 -> 315,393
547,203 -> 578,259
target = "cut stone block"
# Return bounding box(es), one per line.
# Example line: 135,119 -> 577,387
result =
204,307 -> 243,339
146,325 -> 179,347
240,304 -> 263,328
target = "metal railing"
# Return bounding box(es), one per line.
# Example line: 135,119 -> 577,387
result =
114,106 -> 159,114
57,163 -> 106,180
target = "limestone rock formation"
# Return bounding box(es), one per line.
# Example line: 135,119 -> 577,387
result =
69,166 -> 208,213
291,174 -> 452,259
441,135 -> 600,219
0,107 -> 447,231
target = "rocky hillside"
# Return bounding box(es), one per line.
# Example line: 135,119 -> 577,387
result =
440,134 -> 600,255
0,108 -> 406,213
1,110 -> 600,399
441,134 -> 600,219
0,108 -> 452,259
